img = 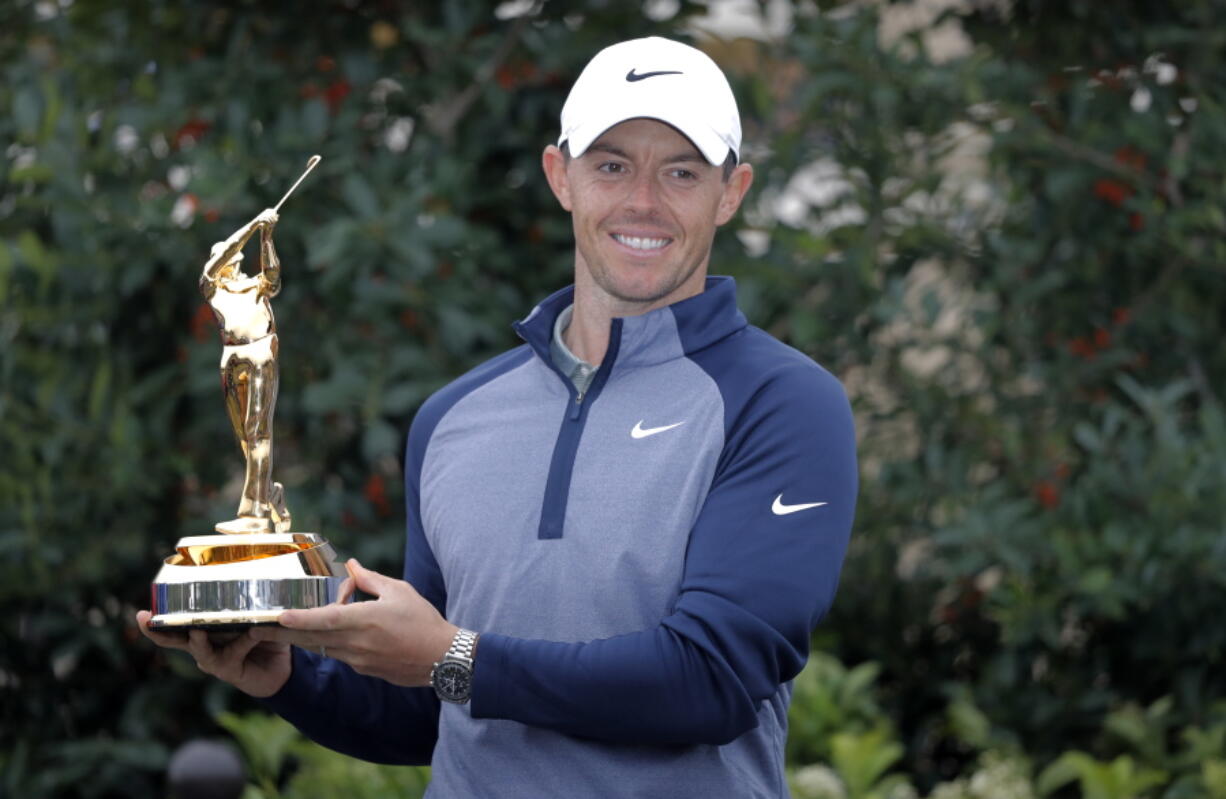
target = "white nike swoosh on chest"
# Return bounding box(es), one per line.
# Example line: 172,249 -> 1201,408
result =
771,494 -> 828,515
631,420 -> 685,439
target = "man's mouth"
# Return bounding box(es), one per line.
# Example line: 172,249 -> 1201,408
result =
611,233 -> 672,251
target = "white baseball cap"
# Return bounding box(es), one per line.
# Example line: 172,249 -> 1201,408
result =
558,36 -> 741,166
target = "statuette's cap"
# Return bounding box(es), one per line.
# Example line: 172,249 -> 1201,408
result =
558,36 -> 741,166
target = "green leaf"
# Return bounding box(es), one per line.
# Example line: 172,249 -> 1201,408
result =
301,99 -> 328,141
342,174 -> 380,220
215,711 -> 301,789
16,229 -> 55,272
830,726 -> 903,798
1037,752 -> 1086,797
9,162 -> 54,183
1076,566 -> 1113,597
361,418 -> 400,460
1038,752 -> 1168,799
0,242 -> 12,304
1202,759 -> 1226,799
88,360 -> 111,420
38,74 -> 61,141
13,85 -> 42,140
382,381 -> 430,415
947,696 -> 992,750
306,219 -> 356,269
1073,420 -> 1103,453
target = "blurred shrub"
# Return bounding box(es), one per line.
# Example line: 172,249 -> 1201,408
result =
918,381 -> 1226,758
789,653 -> 890,767
745,2 -> 1226,789
788,658 -> 1226,799
216,711 -> 430,799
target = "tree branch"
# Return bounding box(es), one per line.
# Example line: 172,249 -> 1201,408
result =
424,17 -> 529,141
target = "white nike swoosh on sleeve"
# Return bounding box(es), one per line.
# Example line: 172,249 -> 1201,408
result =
771,494 -> 828,515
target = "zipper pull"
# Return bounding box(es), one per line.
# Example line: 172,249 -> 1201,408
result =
569,391 -> 584,420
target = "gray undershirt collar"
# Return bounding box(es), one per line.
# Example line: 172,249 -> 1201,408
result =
550,304 -> 599,396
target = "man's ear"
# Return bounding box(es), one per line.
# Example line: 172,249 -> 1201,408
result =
541,144 -> 573,212
715,162 -> 754,226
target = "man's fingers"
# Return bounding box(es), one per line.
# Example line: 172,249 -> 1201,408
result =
218,630 -> 262,663
185,630 -> 222,672
145,628 -> 192,652
348,558 -> 404,597
249,625 -> 343,652
135,610 -> 192,652
334,574 -> 356,606
249,625 -> 306,644
277,601 -> 349,631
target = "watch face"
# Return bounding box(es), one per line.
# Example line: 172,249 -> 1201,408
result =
432,661 -> 472,703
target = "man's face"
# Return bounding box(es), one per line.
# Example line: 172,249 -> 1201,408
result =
220,255 -> 244,280
543,118 -> 752,312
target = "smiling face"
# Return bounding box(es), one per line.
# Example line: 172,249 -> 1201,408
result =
543,118 -> 753,315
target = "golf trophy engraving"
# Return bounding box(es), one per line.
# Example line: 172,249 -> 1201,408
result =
149,156 -> 349,630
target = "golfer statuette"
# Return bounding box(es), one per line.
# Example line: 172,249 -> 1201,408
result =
148,156 -> 350,630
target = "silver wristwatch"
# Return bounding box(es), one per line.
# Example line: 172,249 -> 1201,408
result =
430,628 -> 479,704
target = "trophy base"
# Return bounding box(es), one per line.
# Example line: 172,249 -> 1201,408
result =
147,610 -> 284,631
149,532 -> 348,630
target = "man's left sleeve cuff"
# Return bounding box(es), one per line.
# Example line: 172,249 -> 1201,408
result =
469,631 -> 511,719
259,645 -> 320,717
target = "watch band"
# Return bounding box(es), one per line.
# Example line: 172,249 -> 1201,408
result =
430,628 -> 479,704
447,628 -> 479,663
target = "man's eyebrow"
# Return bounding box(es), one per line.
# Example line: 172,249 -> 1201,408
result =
584,143 -> 630,159
584,143 -> 708,165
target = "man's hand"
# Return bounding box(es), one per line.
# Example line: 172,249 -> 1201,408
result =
255,208 -> 279,229
135,611 -> 292,698
251,559 -> 457,687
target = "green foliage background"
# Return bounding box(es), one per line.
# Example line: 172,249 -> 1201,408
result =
2,1 -> 1224,797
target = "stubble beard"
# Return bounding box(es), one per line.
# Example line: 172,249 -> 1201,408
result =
582,243 -> 711,310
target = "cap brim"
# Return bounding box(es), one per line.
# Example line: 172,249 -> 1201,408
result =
562,108 -> 732,166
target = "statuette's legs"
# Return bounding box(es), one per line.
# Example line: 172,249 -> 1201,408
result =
214,342 -> 289,534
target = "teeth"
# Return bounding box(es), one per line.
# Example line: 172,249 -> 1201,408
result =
613,233 -> 669,250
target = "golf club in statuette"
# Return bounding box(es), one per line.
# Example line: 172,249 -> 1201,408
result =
148,156 -> 351,630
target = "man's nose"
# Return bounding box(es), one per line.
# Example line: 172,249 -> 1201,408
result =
622,171 -> 662,214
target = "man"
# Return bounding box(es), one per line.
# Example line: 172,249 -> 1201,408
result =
198,207 -> 293,534
139,36 -> 857,796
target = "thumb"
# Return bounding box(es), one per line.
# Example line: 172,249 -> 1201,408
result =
348,558 -> 397,597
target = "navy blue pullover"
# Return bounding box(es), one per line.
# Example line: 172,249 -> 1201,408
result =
264,277 -> 858,796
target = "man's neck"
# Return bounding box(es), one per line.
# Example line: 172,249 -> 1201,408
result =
563,271 -> 706,366
560,306 -> 608,368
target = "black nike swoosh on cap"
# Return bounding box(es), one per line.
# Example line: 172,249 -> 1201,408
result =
625,69 -> 683,82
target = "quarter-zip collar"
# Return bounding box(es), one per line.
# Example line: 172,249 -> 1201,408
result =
513,276 -> 748,373
550,305 -> 600,395
513,276 -> 748,541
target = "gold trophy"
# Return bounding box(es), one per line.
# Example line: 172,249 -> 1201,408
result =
148,156 -> 349,630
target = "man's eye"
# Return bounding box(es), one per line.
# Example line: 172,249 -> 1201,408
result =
598,162 -> 625,173
669,168 -> 697,180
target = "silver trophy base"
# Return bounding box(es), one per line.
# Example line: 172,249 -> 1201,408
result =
149,532 -> 348,630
